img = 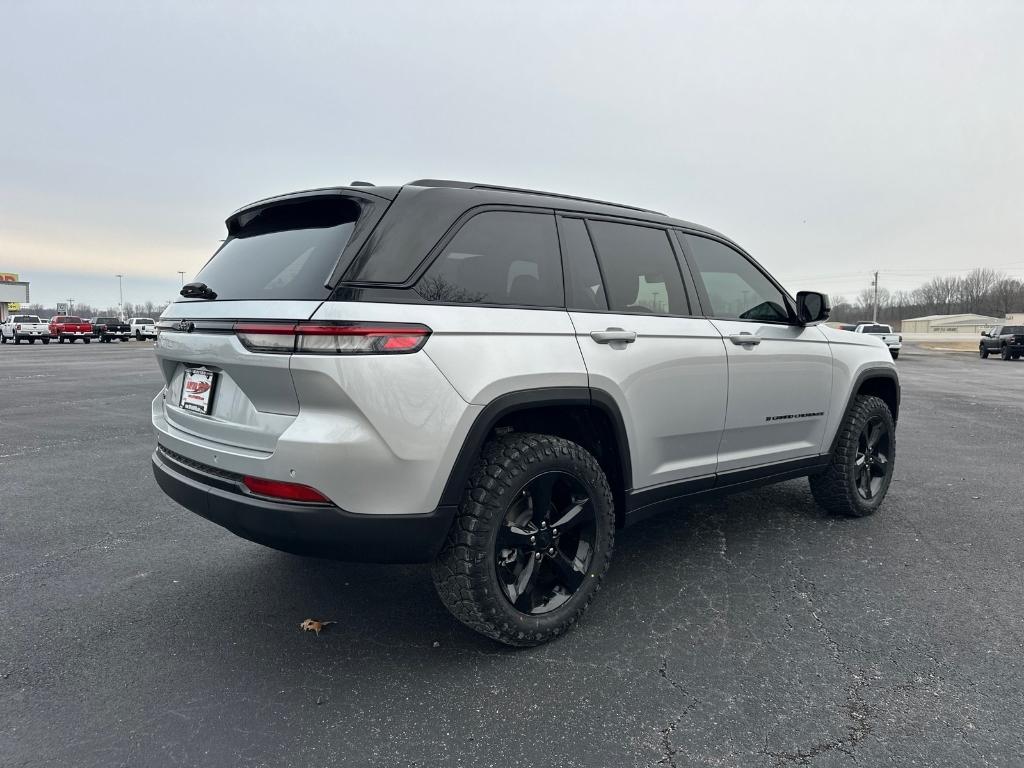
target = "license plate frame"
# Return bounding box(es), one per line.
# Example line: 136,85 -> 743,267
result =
180,367 -> 218,415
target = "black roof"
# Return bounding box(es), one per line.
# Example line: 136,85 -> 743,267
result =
226,178 -> 733,286
406,179 -> 664,215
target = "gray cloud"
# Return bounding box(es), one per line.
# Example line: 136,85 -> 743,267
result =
2,0 -> 1022,305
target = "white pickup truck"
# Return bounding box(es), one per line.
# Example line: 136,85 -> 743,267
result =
1,314 -> 52,344
854,323 -> 902,359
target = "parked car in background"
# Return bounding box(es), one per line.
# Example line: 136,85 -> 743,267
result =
854,323 -> 902,359
979,325 -> 1024,360
1,314 -> 51,344
91,316 -> 131,342
128,318 -> 157,340
49,316 -> 93,343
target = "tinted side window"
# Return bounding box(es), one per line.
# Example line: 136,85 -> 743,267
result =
559,217 -> 608,311
683,234 -> 790,323
416,211 -> 562,307
587,221 -> 688,315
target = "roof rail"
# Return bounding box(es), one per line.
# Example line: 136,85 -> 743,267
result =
406,179 -> 664,215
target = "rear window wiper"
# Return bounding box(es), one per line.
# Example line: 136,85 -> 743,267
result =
180,282 -> 218,300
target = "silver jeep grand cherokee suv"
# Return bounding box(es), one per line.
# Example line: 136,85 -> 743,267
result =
152,179 -> 899,646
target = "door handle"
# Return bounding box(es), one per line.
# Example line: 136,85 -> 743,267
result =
590,328 -> 637,344
729,333 -> 761,346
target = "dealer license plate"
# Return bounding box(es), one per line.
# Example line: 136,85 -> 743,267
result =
180,367 -> 217,415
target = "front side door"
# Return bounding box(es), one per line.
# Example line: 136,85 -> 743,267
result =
679,232 -> 833,473
558,215 -> 728,491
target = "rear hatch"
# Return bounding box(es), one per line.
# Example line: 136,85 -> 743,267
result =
155,193 -> 382,453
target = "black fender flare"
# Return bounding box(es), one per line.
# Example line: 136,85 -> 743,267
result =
827,366 -> 901,455
439,386 -> 632,508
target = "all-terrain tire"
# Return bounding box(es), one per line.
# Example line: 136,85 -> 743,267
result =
1001,345 -> 1011,360
979,345 -> 988,358
432,433 -> 615,647
809,395 -> 895,517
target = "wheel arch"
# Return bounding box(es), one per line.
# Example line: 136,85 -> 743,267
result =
828,367 -> 900,454
439,387 -> 632,527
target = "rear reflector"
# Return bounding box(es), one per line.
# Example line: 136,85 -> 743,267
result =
234,321 -> 430,355
242,475 -> 331,504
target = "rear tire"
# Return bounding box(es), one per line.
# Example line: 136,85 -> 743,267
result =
432,433 -> 615,646
809,395 -> 895,517
14,337 -> 20,345
84,337 -> 91,344
28,338 -> 35,344
42,337 -> 50,344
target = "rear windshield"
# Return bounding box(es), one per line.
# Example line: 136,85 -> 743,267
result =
135,318 -> 155,324
191,197 -> 360,301
860,324 -> 891,333
96,317 -> 118,323
62,317 -> 83,323
13,316 -> 40,323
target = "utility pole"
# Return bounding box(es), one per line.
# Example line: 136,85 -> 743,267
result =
68,298 -> 74,315
871,271 -> 879,322
177,271 -> 186,286
116,274 -> 125,320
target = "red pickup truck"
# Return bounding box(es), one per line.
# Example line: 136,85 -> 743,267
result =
49,316 -> 93,343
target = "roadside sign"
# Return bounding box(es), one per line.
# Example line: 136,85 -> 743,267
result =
1,272 -> 20,311
56,302 -> 68,314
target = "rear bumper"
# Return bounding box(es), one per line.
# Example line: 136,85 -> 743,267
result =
152,448 -> 456,563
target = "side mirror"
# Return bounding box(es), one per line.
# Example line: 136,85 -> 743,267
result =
981,331 -> 990,338
796,291 -> 831,325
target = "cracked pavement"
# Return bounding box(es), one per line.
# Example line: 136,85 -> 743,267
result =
2,342 -> 1022,767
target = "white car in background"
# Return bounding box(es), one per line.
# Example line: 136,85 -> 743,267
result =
128,317 -> 157,340
853,323 -> 902,359
1,314 -> 52,344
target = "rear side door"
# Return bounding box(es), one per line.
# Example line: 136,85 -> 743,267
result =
678,232 -> 833,473
560,215 -> 728,491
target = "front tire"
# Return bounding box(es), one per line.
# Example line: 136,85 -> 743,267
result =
432,433 -> 615,646
980,345 -> 989,358
1001,345 -> 1011,360
809,395 -> 895,517
890,349 -> 899,359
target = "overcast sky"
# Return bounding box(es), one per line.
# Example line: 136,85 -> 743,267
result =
2,1 -> 1022,308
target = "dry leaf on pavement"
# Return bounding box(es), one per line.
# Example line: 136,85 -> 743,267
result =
299,619 -> 337,635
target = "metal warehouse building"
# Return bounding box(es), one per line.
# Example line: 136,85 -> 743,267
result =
901,313 -> 1001,334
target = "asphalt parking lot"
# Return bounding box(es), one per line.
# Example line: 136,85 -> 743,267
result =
2,341 -> 1022,767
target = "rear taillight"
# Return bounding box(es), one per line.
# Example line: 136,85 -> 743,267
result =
242,475 -> 331,504
234,321 -> 430,355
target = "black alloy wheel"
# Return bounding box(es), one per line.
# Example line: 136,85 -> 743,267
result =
432,433 -> 615,646
495,471 -> 597,616
854,416 -> 892,501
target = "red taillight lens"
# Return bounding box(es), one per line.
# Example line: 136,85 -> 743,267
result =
234,322 -> 430,355
242,475 -> 331,504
